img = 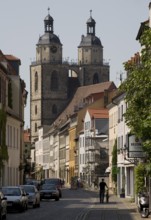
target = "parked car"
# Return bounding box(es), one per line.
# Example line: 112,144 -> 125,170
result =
43,178 -> 62,198
20,185 -> 40,208
25,179 -> 41,190
40,184 -> 59,201
0,191 -> 7,219
1,186 -> 28,212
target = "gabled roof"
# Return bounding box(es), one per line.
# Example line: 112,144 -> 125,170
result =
0,50 -> 19,75
54,81 -> 116,126
5,54 -> 21,63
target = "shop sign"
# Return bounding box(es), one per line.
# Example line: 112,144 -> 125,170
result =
128,134 -> 145,158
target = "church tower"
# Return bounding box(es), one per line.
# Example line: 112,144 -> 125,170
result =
30,9 -> 69,142
78,10 -> 110,86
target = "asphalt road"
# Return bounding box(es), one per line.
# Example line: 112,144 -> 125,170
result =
6,187 -> 149,220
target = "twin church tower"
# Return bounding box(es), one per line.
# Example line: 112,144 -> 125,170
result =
30,9 -> 110,142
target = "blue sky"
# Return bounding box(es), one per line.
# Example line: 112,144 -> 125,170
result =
0,0 -> 150,128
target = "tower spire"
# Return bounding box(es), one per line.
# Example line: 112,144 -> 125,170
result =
48,7 -> 50,14
44,7 -> 54,33
87,10 -> 96,36
90,9 -> 92,17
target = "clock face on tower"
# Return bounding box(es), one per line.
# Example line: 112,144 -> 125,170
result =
51,45 -> 57,53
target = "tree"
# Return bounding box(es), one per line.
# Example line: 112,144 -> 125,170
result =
135,163 -> 146,194
112,139 -> 118,184
120,28 -> 151,159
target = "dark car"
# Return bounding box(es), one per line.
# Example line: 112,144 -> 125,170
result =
25,179 -> 41,190
1,186 -> 28,212
43,178 -> 62,198
20,185 -> 40,208
0,191 -> 7,219
40,184 -> 59,201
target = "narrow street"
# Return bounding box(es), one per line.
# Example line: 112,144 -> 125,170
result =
6,187 -> 148,220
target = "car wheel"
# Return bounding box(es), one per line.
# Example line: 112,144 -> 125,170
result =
26,203 -> 28,210
55,197 -> 59,201
33,203 -> 36,208
37,202 -> 40,208
19,206 -> 24,213
3,213 -> 7,220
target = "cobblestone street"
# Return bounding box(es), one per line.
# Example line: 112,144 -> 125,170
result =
83,189 -> 150,220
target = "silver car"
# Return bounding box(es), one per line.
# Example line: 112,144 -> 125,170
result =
1,186 -> 28,212
20,185 -> 40,208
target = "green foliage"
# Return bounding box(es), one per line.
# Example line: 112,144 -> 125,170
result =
0,108 -> 8,176
112,139 -> 118,183
120,28 -> 151,159
135,163 -> 146,194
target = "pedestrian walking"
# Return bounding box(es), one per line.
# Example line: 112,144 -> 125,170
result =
99,178 -> 108,203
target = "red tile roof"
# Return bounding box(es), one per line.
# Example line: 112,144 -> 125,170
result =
5,55 -> 20,62
88,108 -> 109,119
24,129 -> 31,142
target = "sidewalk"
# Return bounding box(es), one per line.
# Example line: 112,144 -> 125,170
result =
85,188 -> 151,220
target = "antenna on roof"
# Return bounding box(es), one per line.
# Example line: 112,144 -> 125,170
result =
116,71 -> 125,85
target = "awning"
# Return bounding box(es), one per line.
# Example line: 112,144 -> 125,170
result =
105,166 -> 111,173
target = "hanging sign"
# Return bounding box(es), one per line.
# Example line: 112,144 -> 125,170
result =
128,134 -> 145,158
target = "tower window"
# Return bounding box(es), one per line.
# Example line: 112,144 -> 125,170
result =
34,72 -> 38,91
93,73 -> 99,84
35,105 -> 37,114
52,104 -> 57,114
35,123 -> 37,132
51,71 -> 58,91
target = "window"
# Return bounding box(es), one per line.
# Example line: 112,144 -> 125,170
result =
8,81 -> 12,108
93,73 -> 99,84
52,104 -> 57,114
35,123 -> 37,132
34,72 -> 38,91
51,71 -> 58,91
85,121 -> 90,130
121,105 -> 123,121
35,105 -> 37,114
118,107 -> 120,123
24,149 -> 28,153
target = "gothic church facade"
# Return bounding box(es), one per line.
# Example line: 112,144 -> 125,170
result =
30,10 -> 110,142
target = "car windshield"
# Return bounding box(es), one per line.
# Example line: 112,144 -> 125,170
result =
23,186 -> 35,193
42,185 -> 56,190
45,179 -> 60,185
2,188 -> 21,196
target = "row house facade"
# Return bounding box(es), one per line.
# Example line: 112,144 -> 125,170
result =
107,2 -> 151,198
108,93 -> 134,198
34,81 -> 117,186
0,50 -> 27,186
79,108 -> 109,187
